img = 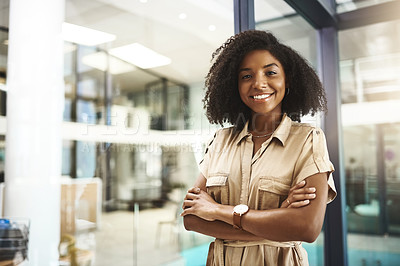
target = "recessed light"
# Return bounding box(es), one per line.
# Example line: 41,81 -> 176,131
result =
82,52 -> 136,75
208,25 -> 216,31
109,43 -> 171,69
179,13 -> 187,20
62,22 -> 116,46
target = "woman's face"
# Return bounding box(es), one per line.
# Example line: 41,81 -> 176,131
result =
238,49 -> 287,117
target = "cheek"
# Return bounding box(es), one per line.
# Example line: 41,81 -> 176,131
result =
238,85 -> 247,100
272,80 -> 286,93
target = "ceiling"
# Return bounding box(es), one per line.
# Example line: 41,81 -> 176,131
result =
64,0 -> 236,92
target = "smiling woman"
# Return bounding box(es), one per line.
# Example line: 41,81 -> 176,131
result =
203,30 -> 327,132
183,30 -> 336,266
238,50 -> 286,128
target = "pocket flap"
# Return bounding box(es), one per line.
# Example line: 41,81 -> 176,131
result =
206,175 -> 228,187
259,177 -> 290,195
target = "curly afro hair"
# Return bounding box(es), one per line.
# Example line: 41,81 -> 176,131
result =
203,30 -> 327,130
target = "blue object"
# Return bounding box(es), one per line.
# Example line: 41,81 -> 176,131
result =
0,219 -> 10,229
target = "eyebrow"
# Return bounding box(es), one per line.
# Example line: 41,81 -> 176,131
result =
238,63 -> 279,73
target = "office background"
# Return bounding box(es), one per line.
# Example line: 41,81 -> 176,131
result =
0,0 -> 399,265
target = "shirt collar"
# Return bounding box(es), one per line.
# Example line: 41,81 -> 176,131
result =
272,114 -> 292,146
235,113 -> 292,146
235,121 -> 251,145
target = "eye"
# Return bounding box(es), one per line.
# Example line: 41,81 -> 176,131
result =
267,70 -> 277,76
241,74 -> 252,79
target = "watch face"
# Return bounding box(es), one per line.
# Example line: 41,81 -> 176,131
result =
234,204 -> 249,215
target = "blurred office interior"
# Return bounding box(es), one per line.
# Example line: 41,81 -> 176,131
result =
0,0 -> 400,265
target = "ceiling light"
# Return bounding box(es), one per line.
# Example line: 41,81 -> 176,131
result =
208,25 -> 216,31
82,52 -> 136,75
179,13 -> 187,20
139,0 -> 148,3
109,43 -> 171,69
62,22 -> 116,46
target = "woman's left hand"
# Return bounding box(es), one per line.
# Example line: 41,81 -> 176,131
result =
181,187 -> 219,221
280,180 -> 316,208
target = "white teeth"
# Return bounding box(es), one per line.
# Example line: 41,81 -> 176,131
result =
253,94 -> 271,99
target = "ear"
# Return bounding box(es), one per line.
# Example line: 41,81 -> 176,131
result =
285,87 -> 290,96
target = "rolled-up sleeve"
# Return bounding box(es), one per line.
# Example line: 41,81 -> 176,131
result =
293,128 -> 337,204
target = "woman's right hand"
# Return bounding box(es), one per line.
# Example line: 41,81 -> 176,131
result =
280,180 -> 316,208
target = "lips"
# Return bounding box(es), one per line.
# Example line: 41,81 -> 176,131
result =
250,93 -> 274,100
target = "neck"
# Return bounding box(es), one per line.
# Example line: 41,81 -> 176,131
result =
248,112 -> 283,135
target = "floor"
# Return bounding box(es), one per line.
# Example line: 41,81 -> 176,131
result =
73,208 -> 400,266
76,203 -> 211,266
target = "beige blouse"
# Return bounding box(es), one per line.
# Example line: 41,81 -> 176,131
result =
199,114 -> 336,266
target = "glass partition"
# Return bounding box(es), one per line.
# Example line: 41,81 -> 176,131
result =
339,19 -> 400,265
61,0 -> 234,265
383,124 -> 400,235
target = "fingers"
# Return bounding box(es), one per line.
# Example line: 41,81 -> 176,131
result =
288,200 -> 310,208
181,207 -> 194,217
280,199 -> 289,208
182,187 -> 203,209
289,187 -> 316,199
184,192 -> 199,202
285,192 -> 315,208
289,180 -> 306,193
184,187 -> 201,201
187,187 -> 201,194
182,199 -> 195,209
299,187 -> 316,193
291,192 -> 316,202
283,184 -> 317,209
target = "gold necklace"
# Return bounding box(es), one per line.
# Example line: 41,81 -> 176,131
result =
249,131 -> 274,138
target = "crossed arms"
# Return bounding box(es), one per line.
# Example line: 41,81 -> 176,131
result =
182,172 -> 329,243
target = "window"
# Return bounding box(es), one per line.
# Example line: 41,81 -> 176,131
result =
339,19 -> 400,265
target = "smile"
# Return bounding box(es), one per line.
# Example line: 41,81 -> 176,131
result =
251,93 -> 273,100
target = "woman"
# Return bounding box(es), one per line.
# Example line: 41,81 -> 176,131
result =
181,30 -> 336,266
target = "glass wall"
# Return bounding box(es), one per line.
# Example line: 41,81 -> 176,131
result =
339,19 -> 400,265
61,0 -> 234,265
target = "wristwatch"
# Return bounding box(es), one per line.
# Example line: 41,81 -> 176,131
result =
233,204 -> 249,229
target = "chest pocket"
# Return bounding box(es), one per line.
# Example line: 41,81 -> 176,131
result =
257,177 -> 290,210
206,174 -> 229,205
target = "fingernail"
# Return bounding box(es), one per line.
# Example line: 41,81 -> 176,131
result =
196,188 -> 200,193
304,200 -> 310,203
300,180 -> 306,184
310,194 -> 316,198
309,187 -> 316,192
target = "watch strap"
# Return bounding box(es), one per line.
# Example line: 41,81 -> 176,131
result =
233,205 -> 249,230
233,212 -> 242,229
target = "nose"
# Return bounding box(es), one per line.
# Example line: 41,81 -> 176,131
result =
253,73 -> 267,90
